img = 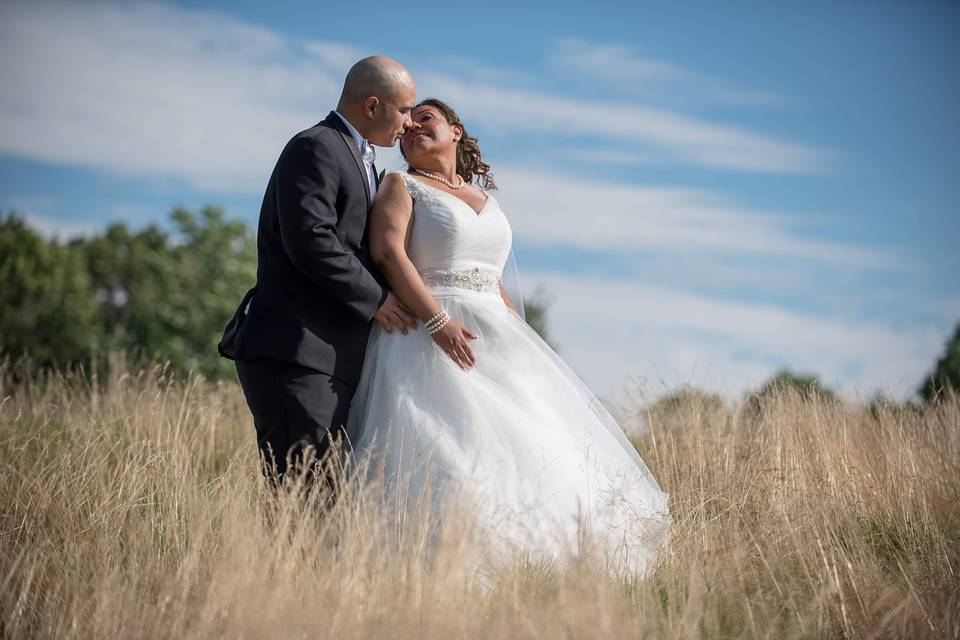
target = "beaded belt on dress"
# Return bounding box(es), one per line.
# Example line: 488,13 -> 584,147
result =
418,266 -> 500,294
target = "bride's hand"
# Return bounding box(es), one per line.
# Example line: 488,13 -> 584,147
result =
430,319 -> 478,370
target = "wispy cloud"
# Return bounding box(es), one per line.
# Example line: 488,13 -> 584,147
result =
523,271 -> 945,401
0,0 -> 870,272
2,195 -> 98,238
302,41 -> 366,72
0,0 -> 943,402
491,167 -> 888,266
0,0 -> 830,188
22,212 -> 99,240
0,1 -> 343,193
418,74 -> 830,173
549,39 -> 783,107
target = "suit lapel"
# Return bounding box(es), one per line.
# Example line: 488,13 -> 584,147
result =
324,111 -> 371,206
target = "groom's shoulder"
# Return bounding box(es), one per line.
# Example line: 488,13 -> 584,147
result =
292,114 -> 341,145
277,117 -> 342,162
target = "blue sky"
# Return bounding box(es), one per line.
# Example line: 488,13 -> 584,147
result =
1,0 -> 958,401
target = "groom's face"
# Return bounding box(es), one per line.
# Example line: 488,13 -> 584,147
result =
367,85 -> 417,147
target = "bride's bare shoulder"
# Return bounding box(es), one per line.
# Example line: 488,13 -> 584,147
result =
372,172 -> 414,213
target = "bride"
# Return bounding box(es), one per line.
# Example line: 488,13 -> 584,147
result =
345,98 -> 672,578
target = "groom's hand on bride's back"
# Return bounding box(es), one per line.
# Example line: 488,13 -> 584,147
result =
374,291 -> 418,335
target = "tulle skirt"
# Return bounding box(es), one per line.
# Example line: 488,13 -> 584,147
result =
346,285 -> 672,578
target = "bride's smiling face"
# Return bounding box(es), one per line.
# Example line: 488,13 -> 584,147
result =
401,104 -> 462,161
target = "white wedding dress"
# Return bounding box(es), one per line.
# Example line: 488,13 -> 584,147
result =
346,171 -> 672,578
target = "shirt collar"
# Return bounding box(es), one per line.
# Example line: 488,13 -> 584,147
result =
333,110 -> 369,153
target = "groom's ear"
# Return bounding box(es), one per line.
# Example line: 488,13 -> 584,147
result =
362,96 -> 380,120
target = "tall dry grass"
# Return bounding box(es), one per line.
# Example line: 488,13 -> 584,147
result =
1,360 -> 958,639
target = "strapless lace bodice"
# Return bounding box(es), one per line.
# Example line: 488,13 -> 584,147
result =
396,172 -> 512,281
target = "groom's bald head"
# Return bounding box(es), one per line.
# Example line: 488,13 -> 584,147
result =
336,55 -> 416,147
338,55 -> 415,107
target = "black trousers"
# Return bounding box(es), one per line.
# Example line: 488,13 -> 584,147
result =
235,358 -> 357,493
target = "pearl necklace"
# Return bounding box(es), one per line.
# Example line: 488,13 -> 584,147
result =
412,167 -> 464,190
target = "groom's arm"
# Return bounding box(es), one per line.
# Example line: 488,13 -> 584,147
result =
275,135 -> 389,322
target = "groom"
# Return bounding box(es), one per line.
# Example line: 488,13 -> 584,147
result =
219,56 -> 418,492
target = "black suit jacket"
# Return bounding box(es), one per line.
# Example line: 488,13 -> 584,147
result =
220,112 -> 389,387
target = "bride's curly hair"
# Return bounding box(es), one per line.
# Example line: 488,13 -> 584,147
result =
402,98 -> 496,190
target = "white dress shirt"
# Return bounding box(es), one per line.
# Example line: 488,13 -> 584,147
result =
334,110 -> 377,200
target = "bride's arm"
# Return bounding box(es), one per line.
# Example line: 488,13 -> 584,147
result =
369,174 -> 478,370
369,174 -> 444,326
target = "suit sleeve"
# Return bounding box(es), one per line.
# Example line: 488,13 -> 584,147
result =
275,135 -> 389,322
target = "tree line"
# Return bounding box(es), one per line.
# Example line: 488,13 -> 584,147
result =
1,207 -> 957,402
0,206 -> 556,381
1,207 -> 255,380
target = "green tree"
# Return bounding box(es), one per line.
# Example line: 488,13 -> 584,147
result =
0,213 -> 99,367
643,385 -> 727,433
754,369 -> 838,402
160,205 -> 256,378
742,369 -> 839,417
76,220 -> 173,356
650,386 -> 725,416
74,205 -> 256,379
919,322 -> 960,402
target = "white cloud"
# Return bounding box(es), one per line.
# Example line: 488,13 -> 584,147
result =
554,148 -> 660,167
491,167 -> 888,266
0,1 -> 943,404
0,1 -> 344,193
302,41 -> 366,72
0,0 -> 879,283
0,0 -> 830,193
2,195 -> 100,239
417,74 -> 829,174
550,39 -> 783,107
22,212 -> 100,240
522,271 -> 945,403
368,148 -> 885,276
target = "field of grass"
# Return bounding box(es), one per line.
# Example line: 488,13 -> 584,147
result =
1,360 -> 958,638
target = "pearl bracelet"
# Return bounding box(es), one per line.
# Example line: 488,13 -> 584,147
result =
425,310 -> 450,334
425,310 -> 449,332
424,310 -> 446,328
427,315 -> 450,335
